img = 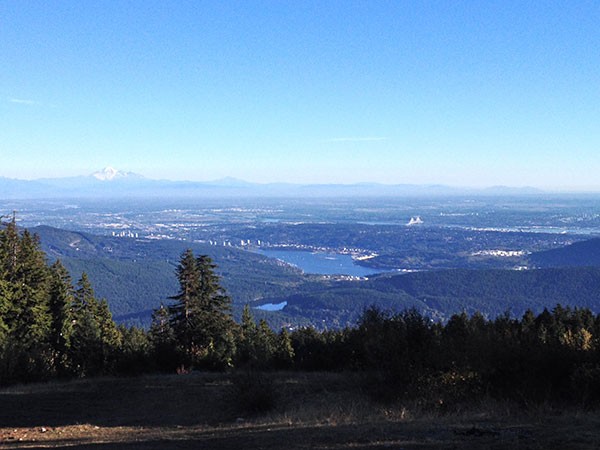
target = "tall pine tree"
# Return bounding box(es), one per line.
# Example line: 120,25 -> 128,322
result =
48,260 -> 75,376
0,218 -> 52,382
70,273 -> 120,376
167,250 -> 236,369
149,304 -> 177,371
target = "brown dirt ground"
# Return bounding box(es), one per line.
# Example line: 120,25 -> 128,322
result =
1,372 -> 599,449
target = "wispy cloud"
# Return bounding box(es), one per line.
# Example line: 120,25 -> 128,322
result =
9,98 -> 38,105
323,137 -> 388,143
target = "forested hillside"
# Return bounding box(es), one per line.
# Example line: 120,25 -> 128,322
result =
5,217 -> 600,410
33,225 -> 311,325
530,237 -> 600,267
259,267 -> 600,327
370,267 -> 600,315
32,226 -> 600,329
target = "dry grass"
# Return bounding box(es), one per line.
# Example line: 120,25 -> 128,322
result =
1,372 -> 600,449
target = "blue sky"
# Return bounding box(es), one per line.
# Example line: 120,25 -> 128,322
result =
2,1 -> 600,189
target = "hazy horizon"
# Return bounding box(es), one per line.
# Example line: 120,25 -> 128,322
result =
3,165 -> 600,194
3,2 -> 600,189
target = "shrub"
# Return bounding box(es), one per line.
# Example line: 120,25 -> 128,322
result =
229,371 -> 278,415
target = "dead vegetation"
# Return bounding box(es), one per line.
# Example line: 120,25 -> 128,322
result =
1,372 -> 600,449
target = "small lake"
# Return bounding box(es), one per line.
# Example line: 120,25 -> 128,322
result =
255,249 -> 383,277
256,301 -> 288,311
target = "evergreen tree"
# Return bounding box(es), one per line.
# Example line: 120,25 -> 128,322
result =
70,273 -> 99,375
0,217 -> 122,383
168,249 -> 200,359
48,261 -> 75,375
195,254 -> 237,368
235,306 -> 294,369
0,221 -> 52,381
149,304 -> 173,342
255,319 -> 276,367
0,215 -> 20,282
73,273 -> 95,311
5,229 -> 51,347
70,273 -> 116,376
167,250 -> 236,369
0,216 -> 18,367
149,304 -> 178,371
0,279 -> 11,384
117,325 -> 151,375
273,327 -> 295,369
235,304 -> 259,367
96,298 -> 122,371
0,279 -> 10,346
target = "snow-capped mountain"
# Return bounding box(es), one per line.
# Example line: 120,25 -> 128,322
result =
91,167 -> 143,181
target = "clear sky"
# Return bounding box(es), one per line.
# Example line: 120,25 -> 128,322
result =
2,1 -> 599,189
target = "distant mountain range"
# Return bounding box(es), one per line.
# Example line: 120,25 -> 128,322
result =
0,167 -> 544,199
